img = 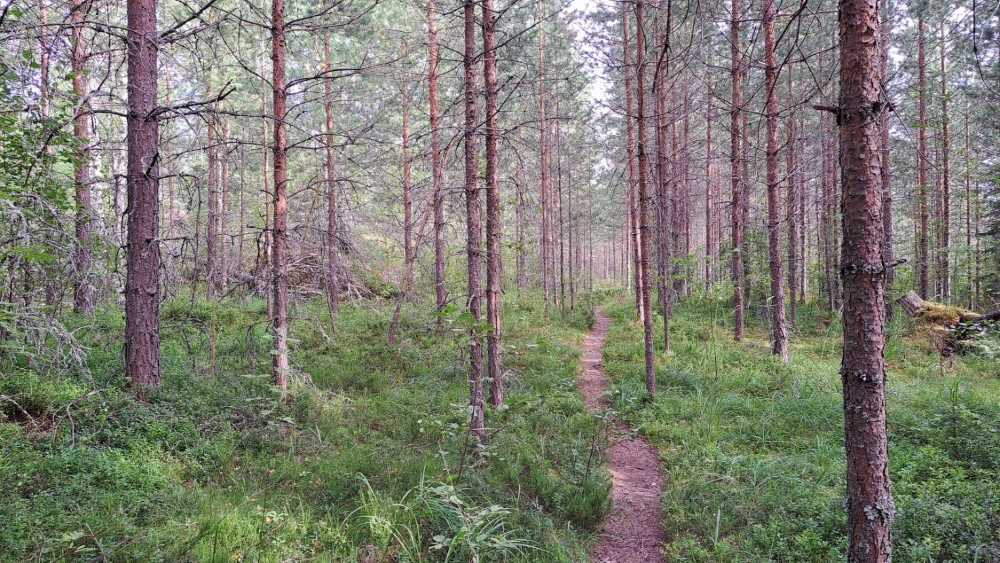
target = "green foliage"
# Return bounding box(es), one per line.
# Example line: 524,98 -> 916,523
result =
600,294 -> 1000,562
0,292 -> 606,561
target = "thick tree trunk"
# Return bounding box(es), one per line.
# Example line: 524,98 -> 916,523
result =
916,14 -> 930,298
839,0 -> 895,558
730,0 -> 745,341
482,0 -> 504,408
72,0 -> 95,314
764,0 -> 789,362
323,36 -> 340,331
427,0 -> 447,319
654,0 -> 673,352
463,0 -> 486,445
125,0 -> 161,391
635,0 -> 656,397
271,0 -> 290,390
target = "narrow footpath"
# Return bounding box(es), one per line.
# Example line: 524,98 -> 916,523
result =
579,308 -> 666,563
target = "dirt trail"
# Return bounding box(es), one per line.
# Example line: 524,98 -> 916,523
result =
580,308 -> 666,563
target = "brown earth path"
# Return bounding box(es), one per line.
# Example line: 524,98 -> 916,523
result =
580,308 -> 666,563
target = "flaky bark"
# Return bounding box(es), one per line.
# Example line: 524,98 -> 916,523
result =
125,0 -> 161,391
839,0 -> 895,558
271,0 -> 290,390
764,0 -> 789,362
635,0 -> 656,396
71,0 -> 95,314
463,0 -> 486,445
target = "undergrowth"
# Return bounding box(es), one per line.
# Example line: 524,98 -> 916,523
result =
601,289 -> 1000,562
0,291 -> 608,561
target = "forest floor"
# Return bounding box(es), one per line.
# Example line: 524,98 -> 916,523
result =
3,287 -> 1000,562
580,308 -> 665,563
600,289 -> 1000,562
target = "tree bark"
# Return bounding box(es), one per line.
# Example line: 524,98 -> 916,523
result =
839,0 -> 895,558
125,0 -> 161,391
938,21 -> 951,302
635,0 -> 656,397
654,0 -> 673,352
482,0 -> 504,408
786,68 -> 799,327
538,5 -> 552,310
463,0 -> 486,445
427,0 -> 447,318
207,114 -> 220,299
622,5 -> 645,323
705,78 -> 716,288
323,35 -> 340,331
916,14 -> 930,298
71,0 -> 95,314
764,0 -> 789,362
730,0 -> 745,340
271,0 -> 290,390
881,0 -> 894,318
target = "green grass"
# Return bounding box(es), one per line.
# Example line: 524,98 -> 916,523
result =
601,289 -> 1000,562
0,291 -> 609,561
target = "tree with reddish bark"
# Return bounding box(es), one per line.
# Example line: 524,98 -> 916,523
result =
653,0 -> 673,353
838,0 -> 895,558
622,5 -> 645,323
427,0 -> 447,319
125,0 -> 161,391
71,0 -> 94,314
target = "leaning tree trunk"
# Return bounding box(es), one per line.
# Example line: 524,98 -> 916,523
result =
483,0 -> 504,408
763,0 -> 789,362
125,0 -> 161,391
635,0 -> 656,397
838,0 -> 895,558
271,0 -> 290,390
71,0 -> 95,314
729,0 -> 745,341
323,35 -> 340,332
463,0 -> 486,445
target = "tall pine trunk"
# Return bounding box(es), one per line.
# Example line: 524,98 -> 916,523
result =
729,0 -> 745,340
427,0 -> 447,317
463,0 -> 486,445
635,0 -> 656,397
125,0 -> 161,391
839,0 -> 895,557
654,0 -> 673,352
938,21 -> 951,302
72,0 -> 95,314
323,36 -> 340,331
482,0 -> 504,408
763,0 -> 789,362
623,5 -> 644,323
916,14 -> 929,298
271,0 -> 290,390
